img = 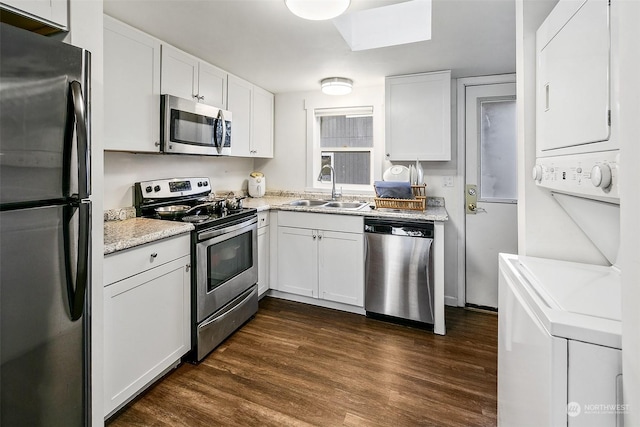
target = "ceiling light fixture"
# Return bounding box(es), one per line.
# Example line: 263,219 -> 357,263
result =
321,77 -> 353,95
285,0 -> 351,21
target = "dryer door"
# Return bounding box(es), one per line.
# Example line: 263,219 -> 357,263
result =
536,0 -> 611,155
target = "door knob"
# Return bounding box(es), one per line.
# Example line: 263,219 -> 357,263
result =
465,184 -> 478,215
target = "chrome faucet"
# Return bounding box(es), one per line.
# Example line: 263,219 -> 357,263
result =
317,164 -> 341,200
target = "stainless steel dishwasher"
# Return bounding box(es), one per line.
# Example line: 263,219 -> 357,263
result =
364,217 -> 435,324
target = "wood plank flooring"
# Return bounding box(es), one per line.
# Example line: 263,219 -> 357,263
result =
107,297 -> 498,427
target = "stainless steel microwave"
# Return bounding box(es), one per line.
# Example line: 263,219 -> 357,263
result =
161,94 -> 232,156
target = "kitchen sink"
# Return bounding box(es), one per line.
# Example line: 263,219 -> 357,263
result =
288,199 -> 329,207
322,201 -> 368,210
288,199 -> 369,210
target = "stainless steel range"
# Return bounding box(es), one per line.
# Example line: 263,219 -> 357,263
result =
134,177 -> 258,362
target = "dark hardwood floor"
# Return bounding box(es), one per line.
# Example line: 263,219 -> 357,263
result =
107,297 -> 498,427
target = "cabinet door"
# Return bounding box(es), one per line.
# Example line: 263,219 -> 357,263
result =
198,62 -> 227,109
318,230 -> 364,306
227,75 -> 253,157
104,16 -> 161,152
257,225 -> 270,296
2,0 -> 67,30
103,255 -> 191,416
385,71 -> 451,161
161,44 -> 199,102
251,85 -> 274,158
276,226 -> 317,297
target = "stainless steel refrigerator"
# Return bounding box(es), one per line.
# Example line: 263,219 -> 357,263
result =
0,23 -> 91,426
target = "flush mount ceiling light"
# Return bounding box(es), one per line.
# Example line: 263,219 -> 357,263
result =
321,77 -> 353,95
285,0 -> 351,21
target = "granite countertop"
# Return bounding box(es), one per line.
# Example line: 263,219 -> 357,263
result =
104,218 -> 194,255
104,193 -> 448,255
243,195 -> 449,221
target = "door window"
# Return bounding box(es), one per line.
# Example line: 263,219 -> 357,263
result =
479,99 -> 517,202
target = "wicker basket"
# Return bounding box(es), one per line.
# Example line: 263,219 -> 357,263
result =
374,184 -> 427,211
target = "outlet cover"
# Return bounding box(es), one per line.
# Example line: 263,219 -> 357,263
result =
443,176 -> 454,187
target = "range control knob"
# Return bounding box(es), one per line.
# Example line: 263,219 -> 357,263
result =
154,185 -> 161,192
145,186 -> 153,193
591,164 -> 612,189
197,181 -> 203,187
532,165 -> 543,182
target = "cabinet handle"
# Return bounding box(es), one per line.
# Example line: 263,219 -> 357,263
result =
192,94 -> 199,99
186,264 -> 191,272
154,141 -> 160,147
312,234 -> 317,240
386,153 -> 390,157
318,233 -> 322,240
199,95 -> 205,101
150,253 -> 158,259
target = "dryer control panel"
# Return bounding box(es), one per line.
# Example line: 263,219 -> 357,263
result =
532,151 -> 620,204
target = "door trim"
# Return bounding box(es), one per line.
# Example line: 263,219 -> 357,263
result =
456,74 -> 516,307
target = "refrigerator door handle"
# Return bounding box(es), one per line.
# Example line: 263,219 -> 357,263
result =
64,201 -> 91,321
70,80 -> 90,200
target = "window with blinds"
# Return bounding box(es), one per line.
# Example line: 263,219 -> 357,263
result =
315,107 -> 374,186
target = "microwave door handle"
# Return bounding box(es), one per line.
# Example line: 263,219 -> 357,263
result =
70,80 -> 90,200
215,110 -> 225,154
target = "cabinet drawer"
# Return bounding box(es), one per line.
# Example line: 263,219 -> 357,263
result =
258,211 -> 270,228
104,235 -> 190,285
277,211 -> 362,234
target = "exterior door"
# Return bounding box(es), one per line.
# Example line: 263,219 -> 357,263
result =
465,83 -> 517,309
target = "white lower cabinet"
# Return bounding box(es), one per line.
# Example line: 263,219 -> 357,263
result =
103,235 -> 191,418
257,211 -> 270,296
276,212 -> 364,307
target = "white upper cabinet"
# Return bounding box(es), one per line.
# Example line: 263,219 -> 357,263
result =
161,44 -> 227,109
227,75 -> 252,157
103,15 -> 161,153
385,70 -> 452,161
1,0 -> 68,31
252,85 -> 275,158
227,74 -> 274,158
197,61 -> 227,109
102,16 -> 272,157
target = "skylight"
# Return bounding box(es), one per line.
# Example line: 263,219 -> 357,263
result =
332,0 -> 432,51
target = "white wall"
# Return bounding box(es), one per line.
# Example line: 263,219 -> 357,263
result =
255,85 -> 462,305
516,0 -> 609,265
103,152 -> 254,209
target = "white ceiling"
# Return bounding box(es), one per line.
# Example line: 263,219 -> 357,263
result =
103,0 -> 516,94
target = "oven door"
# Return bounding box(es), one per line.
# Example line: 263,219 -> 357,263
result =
195,215 -> 257,322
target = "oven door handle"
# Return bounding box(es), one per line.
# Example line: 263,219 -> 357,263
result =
199,286 -> 255,329
198,216 -> 257,241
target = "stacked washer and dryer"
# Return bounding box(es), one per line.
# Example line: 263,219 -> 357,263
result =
498,0 -> 624,426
